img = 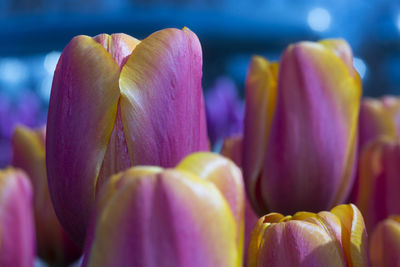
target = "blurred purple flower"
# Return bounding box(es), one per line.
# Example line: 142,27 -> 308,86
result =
0,94 -> 17,139
17,90 -> 45,128
0,90 -> 46,167
0,140 -> 11,168
205,77 -> 244,146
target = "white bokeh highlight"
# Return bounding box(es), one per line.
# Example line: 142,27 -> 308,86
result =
307,7 -> 331,32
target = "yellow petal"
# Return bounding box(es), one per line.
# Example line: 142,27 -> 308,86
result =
331,204 -> 368,267
243,56 -> 278,214
177,152 -> 244,263
246,213 -> 284,267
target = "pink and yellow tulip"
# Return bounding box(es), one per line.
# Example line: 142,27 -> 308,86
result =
82,152 -> 244,267
358,96 -> 400,152
0,168 -> 35,267
46,28 -> 208,245
351,96 -> 400,202
12,125 -> 81,265
247,204 -> 368,267
243,39 -> 361,215
369,216 -> 400,267
355,137 -> 400,232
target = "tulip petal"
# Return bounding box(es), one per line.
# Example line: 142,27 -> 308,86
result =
243,56 -> 278,214
370,216 -> 400,267
83,169 -> 238,267
46,35 -> 121,245
176,152 -> 243,225
356,138 -> 400,232
247,214 -> 284,267
95,104 -> 133,194
119,28 -> 208,168
261,41 -> 360,214
220,138 -> 260,264
355,138 -> 386,232
248,204 -> 367,267
93,33 -> 140,68
358,98 -> 397,151
243,195 -> 259,264
0,168 -> 35,267
354,99 -> 400,204
316,211 -> 344,250
12,126 -> 46,185
177,152 -> 244,262
93,33 -> 140,190
318,39 -> 362,92
331,204 -> 368,267
12,126 -> 82,264
95,166 -> 163,216
83,166 -> 164,257
256,220 -> 345,267
382,96 -> 400,134
318,39 -> 355,77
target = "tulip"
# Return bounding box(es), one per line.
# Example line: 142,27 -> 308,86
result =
358,96 -> 400,151
243,39 -> 361,215
247,204 -> 368,267
369,216 -> 400,267
349,97 -> 400,204
46,28 -> 208,245
0,168 -> 35,267
221,135 -> 260,264
205,77 -> 244,146
12,125 -> 81,265
355,137 -> 400,232
82,152 -> 243,267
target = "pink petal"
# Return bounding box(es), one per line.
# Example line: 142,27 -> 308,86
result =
119,28 -> 208,168
46,35 -> 121,245
0,168 -> 35,267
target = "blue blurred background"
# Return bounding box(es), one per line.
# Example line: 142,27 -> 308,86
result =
1,0 -> 400,167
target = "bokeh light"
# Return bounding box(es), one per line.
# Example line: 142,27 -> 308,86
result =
307,7 -> 331,32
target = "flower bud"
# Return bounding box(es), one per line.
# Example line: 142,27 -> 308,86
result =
247,204 -> 368,267
82,152 -> 243,267
46,28 -> 208,245
243,39 -> 361,215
